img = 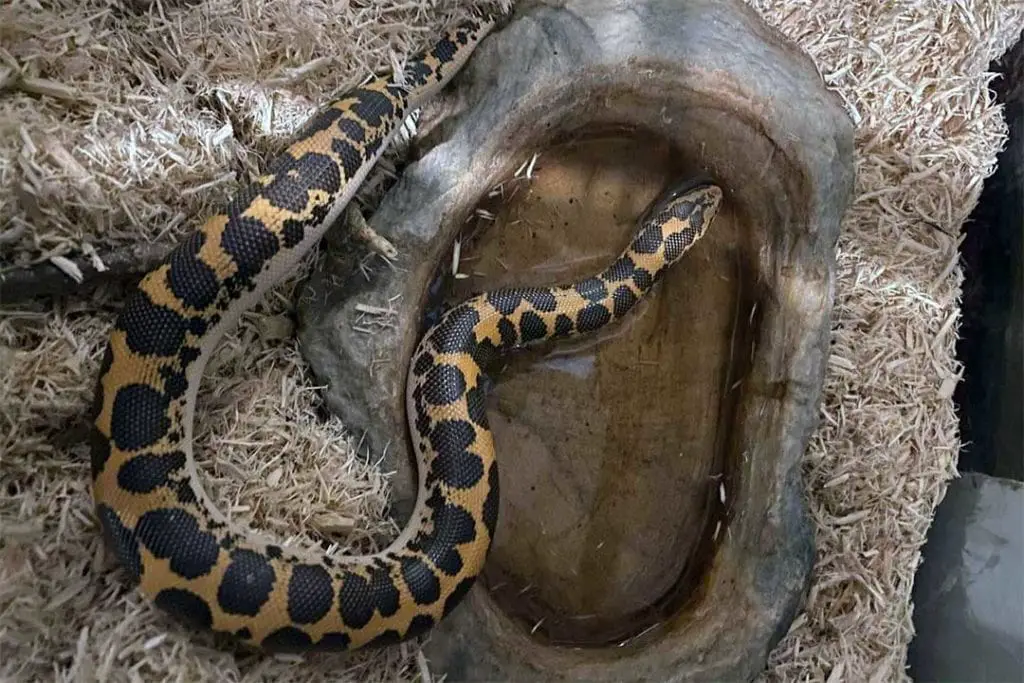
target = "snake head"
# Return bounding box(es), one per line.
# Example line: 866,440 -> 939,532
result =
663,175 -> 722,204
643,177 -> 724,230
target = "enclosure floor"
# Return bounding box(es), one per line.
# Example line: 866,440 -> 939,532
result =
1,1 -> 1022,681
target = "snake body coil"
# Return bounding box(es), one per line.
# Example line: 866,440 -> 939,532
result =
89,13 -> 723,652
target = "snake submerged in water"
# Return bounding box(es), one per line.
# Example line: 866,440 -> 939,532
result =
88,10 -> 724,653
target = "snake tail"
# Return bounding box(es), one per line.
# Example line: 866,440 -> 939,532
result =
88,5 -> 723,653
89,14 -> 502,653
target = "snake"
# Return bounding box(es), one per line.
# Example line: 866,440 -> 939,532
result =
87,10 -> 724,653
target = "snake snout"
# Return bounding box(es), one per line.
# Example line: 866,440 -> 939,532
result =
701,184 -> 724,214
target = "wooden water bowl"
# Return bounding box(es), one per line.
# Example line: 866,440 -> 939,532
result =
297,0 -> 854,679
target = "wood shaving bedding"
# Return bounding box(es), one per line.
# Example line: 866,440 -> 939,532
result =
1,0 -> 1021,680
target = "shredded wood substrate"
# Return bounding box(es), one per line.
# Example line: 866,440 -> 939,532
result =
1,0 -> 1021,681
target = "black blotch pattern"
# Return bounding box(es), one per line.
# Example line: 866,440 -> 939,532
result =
663,227 -> 698,262
612,285 -> 639,319
235,627 -> 252,640
337,116 -> 365,143
443,576 -> 476,617
413,393 -> 432,444
672,200 -> 696,219
413,352 -> 434,377
430,544 -> 464,577
110,384 -> 171,451
330,137 -> 364,181
188,316 -> 208,335
431,37 -> 458,62
576,304 -> 612,333
281,219 -> 305,249
349,88 -> 395,127
167,231 -> 221,311
497,317 -> 517,348
180,346 -> 201,365
633,267 -> 653,291
219,534 -> 237,550
422,363 -> 467,406
266,545 -> 283,559
136,508 -> 220,579
262,626 -> 313,652
455,29 -> 469,45
429,419 -> 476,459
486,290 -> 522,316
171,479 -> 198,504
117,292 -> 190,357
465,384 -> 488,427
220,216 -> 281,286
433,449 -> 485,490
405,59 -> 434,87
523,288 -> 557,312
338,566 -> 400,628
689,207 -> 705,230
98,504 -> 142,581
160,366 -> 187,399
406,614 -> 436,639
316,632 -> 352,650
364,133 -> 385,159
574,277 -> 608,303
366,629 -> 403,649
632,224 -> 664,254
297,106 -> 345,138
430,306 -> 481,354
223,181 -> 262,221
482,460 -> 500,538
471,337 -> 499,370
400,556 -> 441,605
155,588 -> 213,630
89,427 -> 112,479
288,564 -> 334,624
309,195 -> 333,228
217,548 -> 276,616
605,255 -> 637,282
419,490 -> 477,575
518,310 -> 548,343
262,152 -> 342,213
116,451 -> 186,494
553,314 -> 574,338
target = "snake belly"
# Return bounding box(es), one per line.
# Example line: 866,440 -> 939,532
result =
87,8 -> 724,652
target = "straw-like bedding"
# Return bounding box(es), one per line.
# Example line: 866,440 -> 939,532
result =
1,0 -> 1021,680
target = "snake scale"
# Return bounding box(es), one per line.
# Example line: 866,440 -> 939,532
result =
88,10 -> 724,653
